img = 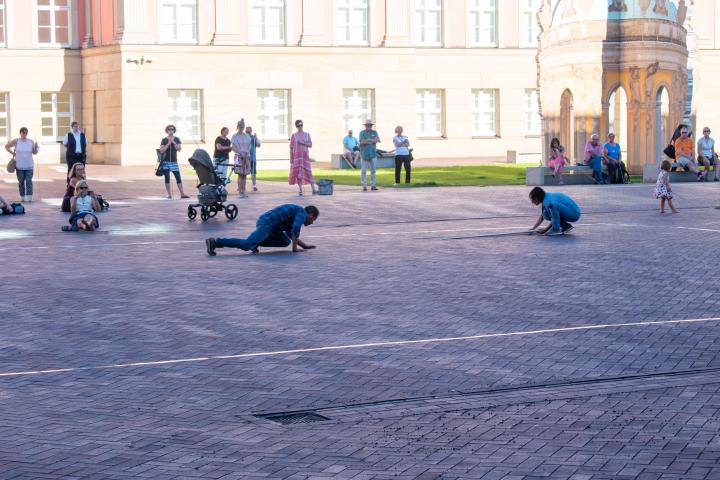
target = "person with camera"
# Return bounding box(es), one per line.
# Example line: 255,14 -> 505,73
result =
158,124 -> 189,199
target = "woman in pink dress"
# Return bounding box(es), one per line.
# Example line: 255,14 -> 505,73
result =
289,119 -> 317,196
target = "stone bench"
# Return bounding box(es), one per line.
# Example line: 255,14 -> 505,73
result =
642,163 -> 718,183
526,165 -> 608,186
330,152 -> 396,169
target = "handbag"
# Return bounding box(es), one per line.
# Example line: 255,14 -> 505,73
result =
408,148 -> 414,162
663,144 -> 675,159
6,158 -> 16,173
154,149 -> 164,176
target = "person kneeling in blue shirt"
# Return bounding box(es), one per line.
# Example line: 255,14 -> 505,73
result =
529,187 -> 581,236
206,204 -> 318,255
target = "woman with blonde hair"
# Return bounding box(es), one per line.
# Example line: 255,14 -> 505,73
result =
63,180 -> 101,231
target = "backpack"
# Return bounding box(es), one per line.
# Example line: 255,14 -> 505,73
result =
11,203 -> 24,214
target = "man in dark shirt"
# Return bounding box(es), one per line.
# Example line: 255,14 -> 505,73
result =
205,204 -> 318,255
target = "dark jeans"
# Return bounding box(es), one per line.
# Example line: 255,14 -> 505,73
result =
607,160 -> 628,184
163,169 -> 182,185
66,153 -> 86,172
16,169 -> 33,196
216,221 -> 290,250
395,155 -> 412,184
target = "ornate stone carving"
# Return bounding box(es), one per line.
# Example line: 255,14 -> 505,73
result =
539,0 -> 552,32
630,66 -> 642,106
639,0 -> 651,14
609,0 -> 628,13
677,0 -> 687,25
654,0 -> 668,16
561,0 -> 577,19
644,61 -> 659,103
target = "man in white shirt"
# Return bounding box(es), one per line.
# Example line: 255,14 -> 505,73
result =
62,121 -> 88,172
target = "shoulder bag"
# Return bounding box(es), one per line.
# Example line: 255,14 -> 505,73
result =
6,158 -> 16,173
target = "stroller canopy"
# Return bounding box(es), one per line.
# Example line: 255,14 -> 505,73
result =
189,149 -> 220,186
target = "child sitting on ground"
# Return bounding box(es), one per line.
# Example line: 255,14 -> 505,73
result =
548,137 -> 566,185
654,159 -> 678,214
63,180 -> 101,231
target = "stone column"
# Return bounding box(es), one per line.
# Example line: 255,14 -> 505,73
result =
82,0 -> 94,47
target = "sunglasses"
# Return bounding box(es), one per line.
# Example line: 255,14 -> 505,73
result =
78,186 -> 88,190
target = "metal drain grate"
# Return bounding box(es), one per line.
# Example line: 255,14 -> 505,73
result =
256,411 -> 331,425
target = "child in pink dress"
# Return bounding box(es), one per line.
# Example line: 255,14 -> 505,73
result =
548,137 -> 566,185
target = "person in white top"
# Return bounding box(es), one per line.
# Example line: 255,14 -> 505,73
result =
5,127 -> 39,202
231,119 -> 252,198
697,127 -> 718,181
62,121 -> 88,172
63,179 -> 101,232
393,126 -> 412,185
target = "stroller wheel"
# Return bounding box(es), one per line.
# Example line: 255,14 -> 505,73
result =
225,204 -> 238,220
187,206 -> 197,220
200,206 -> 209,222
208,205 -> 218,218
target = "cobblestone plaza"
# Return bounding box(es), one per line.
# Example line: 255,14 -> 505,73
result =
1,170 -> 719,479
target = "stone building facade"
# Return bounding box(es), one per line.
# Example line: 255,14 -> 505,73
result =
0,0 -> 719,168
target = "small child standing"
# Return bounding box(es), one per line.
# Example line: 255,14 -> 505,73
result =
655,160 -> 678,213
548,137 -> 566,185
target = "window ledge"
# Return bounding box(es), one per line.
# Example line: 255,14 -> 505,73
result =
262,138 -> 290,143
472,135 -> 500,139
417,136 -> 446,140
524,134 -> 542,139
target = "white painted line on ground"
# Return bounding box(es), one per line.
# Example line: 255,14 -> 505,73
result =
0,316 -> 718,379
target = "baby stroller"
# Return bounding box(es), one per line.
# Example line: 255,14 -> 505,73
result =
187,149 -> 238,222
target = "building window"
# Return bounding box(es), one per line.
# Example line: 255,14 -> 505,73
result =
40,92 -> 72,140
472,89 -> 497,137
0,93 -> 7,140
335,0 -> 368,45
251,0 -> 286,44
520,0 -> 540,47
168,89 -> 202,141
0,0 -> 6,46
524,89 -> 541,135
342,89 -> 374,132
468,0 -> 496,47
160,0 -> 197,43
37,0 -> 71,47
257,89 -> 290,140
416,89 -> 444,137
414,0 -> 443,46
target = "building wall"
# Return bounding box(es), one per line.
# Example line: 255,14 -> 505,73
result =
3,0 -> 720,167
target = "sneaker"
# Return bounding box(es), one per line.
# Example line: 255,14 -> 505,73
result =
253,186 -> 258,191
205,238 -> 217,256
166,195 -> 172,199
562,225 -> 575,234
61,225 -> 72,232
393,183 -> 399,187
698,173 -> 704,182
298,191 -> 303,196
547,229 -> 564,236
371,186 -> 379,191
362,187 -> 367,192
714,177 -> 719,182
251,247 -> 260,254
180,194 -> 190,199
25,195 -> 32,202
239,194 -> 248,198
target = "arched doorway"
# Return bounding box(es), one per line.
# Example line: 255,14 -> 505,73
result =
560,89 -> 575,162
655,87 -> 670,162
608,86 -> 628,160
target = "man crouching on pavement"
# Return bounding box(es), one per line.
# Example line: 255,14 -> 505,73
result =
206,204 -> 318,255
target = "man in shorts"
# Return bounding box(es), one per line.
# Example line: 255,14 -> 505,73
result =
674,126 -> 704,181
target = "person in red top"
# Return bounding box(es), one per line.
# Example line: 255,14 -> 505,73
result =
674,126 -> 704,180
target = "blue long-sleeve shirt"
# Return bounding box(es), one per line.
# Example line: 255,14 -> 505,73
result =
258,204 -> 307,238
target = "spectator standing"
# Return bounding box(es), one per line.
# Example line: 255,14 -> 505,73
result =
213,127 -> 233,182
5,127 -> 39,202
159,124 -> 189,199
393,126 -> 412,185
654,160 -> 678,213
246,126 -> 261,192
359,120 -> 380,191
603,133 -> 628,183
674,126 -> 704,180
583,133 -> 606,184
231,120 -> 251,198
62,121 -> 88,172
697,127 -> 717,181
342,130 -> 360,167
289,119 -> 317,196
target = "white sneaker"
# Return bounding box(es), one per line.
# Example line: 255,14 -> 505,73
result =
26,195 -> 32,202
